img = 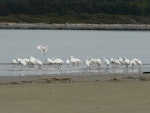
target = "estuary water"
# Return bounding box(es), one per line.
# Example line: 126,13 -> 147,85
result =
0,30 -> 150,76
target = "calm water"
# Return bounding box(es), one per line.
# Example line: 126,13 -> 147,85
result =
0,30 -> 150,76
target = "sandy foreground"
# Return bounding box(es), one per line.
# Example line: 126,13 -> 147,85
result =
0,73 -> 150,113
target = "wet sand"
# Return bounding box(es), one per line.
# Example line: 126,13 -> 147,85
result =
0,73 -> 150,113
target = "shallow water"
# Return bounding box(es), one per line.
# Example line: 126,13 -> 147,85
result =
0,30 -> 150,76
0,63 -> 145,76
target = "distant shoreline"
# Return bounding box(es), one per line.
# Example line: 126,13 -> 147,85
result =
0,23 -> 150,30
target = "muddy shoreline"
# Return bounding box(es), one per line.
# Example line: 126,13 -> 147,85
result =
0,73 -> 150,113
0,23 -> 150,30
0,73 -> 149,85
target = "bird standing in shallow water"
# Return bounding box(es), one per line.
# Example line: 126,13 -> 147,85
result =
103,57 -> 110,68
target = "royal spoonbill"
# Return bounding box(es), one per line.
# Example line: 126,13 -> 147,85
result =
37,45 -> 48,55
103,57 -> 110,68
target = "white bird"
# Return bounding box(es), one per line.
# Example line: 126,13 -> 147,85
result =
85,57 -> 102,69
66,59 -> 70,64
123,57 -> 130,67
47,58 -> 54,65
36,59 -> 43,67
131,58 -> 142,65
17,58 -> 26,67
70,56 -> 76,67
85,57 -> 93,67
85,59 -> 90,66
24,58 -> 29,63
11,59 -> 18,65
96,58 -> 102,66
29,56 -> 37,66
110,58 -> 115,65
111,57 -> 123,66
37,45 -> 48,55
114,59 -> 121,65
118,57 -> 124,65
90,58 -> 102,67
130,59 -> 137,66
20,59 -> 26,67
136,59 -> 142,66
130,58 -> 143,69
53,58 -> 64,66
11,59 -> 18,67
69,56 -> 81,67
103,57 -> 110,68
66,59 -> 70,67
47,58 -> 64,67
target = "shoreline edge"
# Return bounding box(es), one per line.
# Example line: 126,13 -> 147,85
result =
0,23 -> 150,30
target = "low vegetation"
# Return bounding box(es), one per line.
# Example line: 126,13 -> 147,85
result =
0,0 -> 150,24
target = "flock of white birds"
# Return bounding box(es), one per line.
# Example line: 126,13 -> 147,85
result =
11,45 -> 143,69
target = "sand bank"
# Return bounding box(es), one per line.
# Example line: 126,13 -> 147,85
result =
0,23 -> 150,30
0,73 -> 150,113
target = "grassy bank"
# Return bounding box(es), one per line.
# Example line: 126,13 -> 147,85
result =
1,14 -> 150,24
